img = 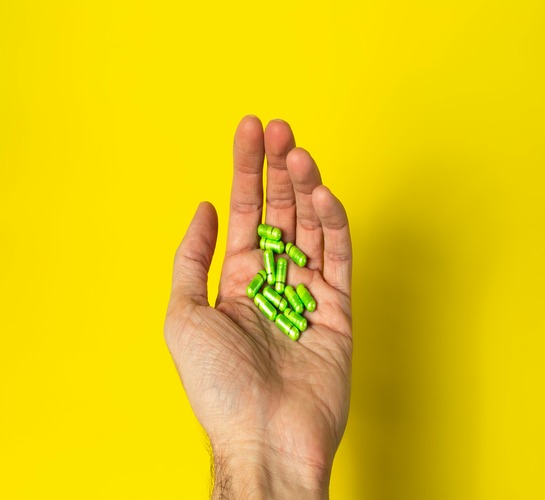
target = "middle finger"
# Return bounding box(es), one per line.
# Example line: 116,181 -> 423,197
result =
264,119 -> 296,242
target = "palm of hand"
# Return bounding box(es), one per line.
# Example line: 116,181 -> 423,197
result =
165,116 -> 352,474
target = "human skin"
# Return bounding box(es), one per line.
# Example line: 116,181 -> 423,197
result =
164,115 -> 352,499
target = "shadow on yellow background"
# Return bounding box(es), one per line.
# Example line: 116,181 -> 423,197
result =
1,1 -> 544,498
349,161 -> 489,499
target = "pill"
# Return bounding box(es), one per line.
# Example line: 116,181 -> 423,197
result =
263,286 -> 288,312
263,249 -> 276,285
284,308 -> 307,332
260,237 -> 285,254
275,314 -> 300,341
258,224 -> 282,241
284,285 -> 304,314
275,257 -> 287,294
254,293 -> 277,321
285,242 -> 307,267
246,270 -> 267,299
296,284 -> 316,312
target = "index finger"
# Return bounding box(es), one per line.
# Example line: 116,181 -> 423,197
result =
225,115 -> 265,256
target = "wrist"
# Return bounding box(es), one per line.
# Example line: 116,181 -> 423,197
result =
211,437 -> 331,499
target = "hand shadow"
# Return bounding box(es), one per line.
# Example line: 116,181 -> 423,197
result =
345,160 -> 495,500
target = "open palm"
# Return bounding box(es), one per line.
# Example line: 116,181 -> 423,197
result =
164,116 -> 352,495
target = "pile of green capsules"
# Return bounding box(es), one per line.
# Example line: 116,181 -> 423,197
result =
246,223 -> 316,341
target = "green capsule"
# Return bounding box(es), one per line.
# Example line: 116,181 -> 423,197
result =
275,257 -> 287,294
254,293 -> 277,321
246,270 -> 267,299
275,314 -> 300,341
296,284 -> 316,312
263,249 -> 276,285
285,242 -> 307,267
257,223 -> 282,241
263,286 -> 288,312
260,237 -> 285,254
284,308 -> 308,332
284,285 -> 304,314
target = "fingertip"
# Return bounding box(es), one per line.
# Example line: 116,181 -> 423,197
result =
197,200 -> 218,230
286,146 -> 309,163
234,115 -> 264,153
312,184 -> 333,210
287,147 -> 322,187
198,200 -> 217,216
239,114 -> 263,128
312,185 -> 349,227
286,147 -> 313,171
264,119 -> 295,153
266,117 -> 291,128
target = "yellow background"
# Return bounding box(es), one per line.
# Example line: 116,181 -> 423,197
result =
1,1 -> 544,498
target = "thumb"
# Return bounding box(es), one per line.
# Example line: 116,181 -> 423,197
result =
170,201 -> 218,306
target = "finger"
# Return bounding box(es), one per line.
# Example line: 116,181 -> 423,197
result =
312,185 -> 352,296
264,119 -> 296,242
171,202 -> 218,306
286,147 -> 323,271
226,115 -> 265,256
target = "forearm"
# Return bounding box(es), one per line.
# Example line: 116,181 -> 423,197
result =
211,441 -> 331,499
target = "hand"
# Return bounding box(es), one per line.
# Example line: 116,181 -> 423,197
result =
164,116 -> 352,499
